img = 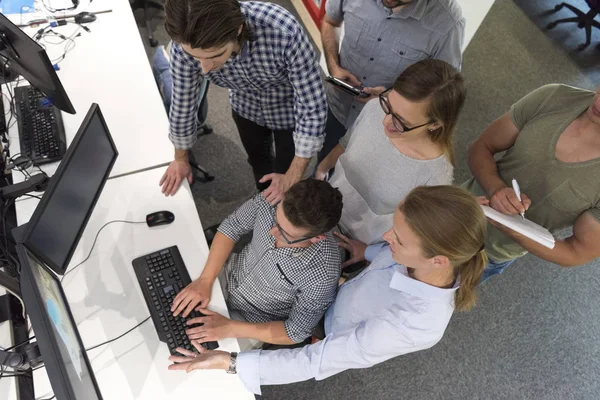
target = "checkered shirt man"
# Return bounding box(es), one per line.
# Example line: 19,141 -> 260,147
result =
168,1 -> 327,159
218,194 -> 341,343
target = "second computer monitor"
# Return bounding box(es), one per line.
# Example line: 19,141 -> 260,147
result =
17,243 -> 103,400
0,12 -> 75,114
23,103 -> 118,275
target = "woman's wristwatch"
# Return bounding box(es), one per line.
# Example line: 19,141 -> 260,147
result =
226,352 -> 238,374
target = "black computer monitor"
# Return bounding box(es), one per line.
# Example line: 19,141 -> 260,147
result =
23,103 -> 118,274
17,243 -> 103,400
0,12 -> 75,114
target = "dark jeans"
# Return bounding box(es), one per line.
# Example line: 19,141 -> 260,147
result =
481,257 -> 517,283
312,316 -> 326,340
232,110 -> 295,191
197,84 -> 208,124
317,107 -> 348,163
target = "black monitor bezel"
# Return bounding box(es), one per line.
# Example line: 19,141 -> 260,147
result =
0,12 -> 76,114
17,243 -> 104,400
22,103 -> 118,275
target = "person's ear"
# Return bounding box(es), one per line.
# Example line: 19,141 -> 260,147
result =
237,24 -> 243,36
428,122 -> 442,132
430,255 -> 451,269
310,234 -> 326,244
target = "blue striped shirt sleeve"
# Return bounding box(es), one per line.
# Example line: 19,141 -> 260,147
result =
168,42 -> 203,150
324,0 -> 343,23
432,17 -> 465,71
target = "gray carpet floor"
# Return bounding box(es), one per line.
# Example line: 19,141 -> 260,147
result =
133,1 -> 600,398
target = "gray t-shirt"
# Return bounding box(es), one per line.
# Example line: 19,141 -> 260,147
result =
330,99 -> 453,244
325,0 -> 464,128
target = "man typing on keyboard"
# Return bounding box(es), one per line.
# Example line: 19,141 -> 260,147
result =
170,179 -> 343,346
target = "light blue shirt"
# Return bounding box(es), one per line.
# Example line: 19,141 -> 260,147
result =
236,243 -> 459,394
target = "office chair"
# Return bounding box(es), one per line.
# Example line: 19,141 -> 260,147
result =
547,1 -> 600,51
130,0 -> 163,47
189,151 -> 214,183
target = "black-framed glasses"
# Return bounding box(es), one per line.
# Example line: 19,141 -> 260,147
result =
272,207 -> 315,245
379,88 -> 433,133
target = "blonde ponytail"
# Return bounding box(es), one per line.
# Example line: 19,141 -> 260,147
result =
454,249 -> 487,311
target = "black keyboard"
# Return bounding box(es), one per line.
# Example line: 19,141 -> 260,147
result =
132,246 -> 219,354
15,85 -> 66,165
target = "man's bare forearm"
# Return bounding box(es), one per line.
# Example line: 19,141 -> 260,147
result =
174,148 -> 189,162
198,232 -> 236,283
321,19 -> 341,74
285,156 -> 310,183
231,320 -> 295,345
318,144 -> 345,173
468,141 -> 508,197
493,223 -> 581,267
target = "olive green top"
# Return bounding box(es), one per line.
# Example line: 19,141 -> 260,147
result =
465,84 -> 600,262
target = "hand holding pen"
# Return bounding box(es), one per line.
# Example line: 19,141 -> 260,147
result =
489,179 -> 531,217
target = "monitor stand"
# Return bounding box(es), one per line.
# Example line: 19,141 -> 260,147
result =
0,31 -> 20,85
0,226 -> 37,399
0,59 -> 19,85
0,280 -> 36,400
0,174 -> 49,200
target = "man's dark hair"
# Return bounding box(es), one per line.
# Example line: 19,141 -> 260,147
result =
164,0 -> 250,49
282,179 -> 343,237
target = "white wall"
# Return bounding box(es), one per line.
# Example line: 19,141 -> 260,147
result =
459,0 -> 495,50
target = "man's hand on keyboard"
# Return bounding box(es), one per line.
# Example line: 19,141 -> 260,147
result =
185,308 -> 235,342
171,277 -> 212,317
168,340 -> 230,373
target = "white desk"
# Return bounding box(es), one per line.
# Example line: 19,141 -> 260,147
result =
4,167 -> 253,399
4,0 -> 173,184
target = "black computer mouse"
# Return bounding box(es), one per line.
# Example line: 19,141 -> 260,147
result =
146,211 -> 175,227
75,11 -> 97,24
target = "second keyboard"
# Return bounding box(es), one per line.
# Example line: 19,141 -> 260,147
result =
15,85 -> 66,165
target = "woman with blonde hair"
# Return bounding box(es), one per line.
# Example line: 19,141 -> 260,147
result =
167,185 -> 487,394
316,59 -> 465,247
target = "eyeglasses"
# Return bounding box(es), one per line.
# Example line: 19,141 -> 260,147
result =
379,88 -> 433,133
272,207 -> 315,245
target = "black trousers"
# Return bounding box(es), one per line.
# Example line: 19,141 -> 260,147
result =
232,110 -> 295,191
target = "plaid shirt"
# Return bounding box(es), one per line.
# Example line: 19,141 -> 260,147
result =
168,1 -> 327,158
217,194 -> 341,343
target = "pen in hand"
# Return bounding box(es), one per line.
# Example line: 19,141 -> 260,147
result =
511,178 -> 525,220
